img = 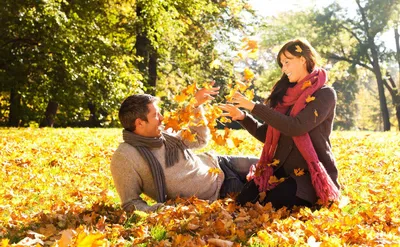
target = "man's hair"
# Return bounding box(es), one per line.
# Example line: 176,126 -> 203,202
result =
118,94 -> 158,131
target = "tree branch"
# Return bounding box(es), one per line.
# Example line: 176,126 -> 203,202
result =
326,52 -> 373,71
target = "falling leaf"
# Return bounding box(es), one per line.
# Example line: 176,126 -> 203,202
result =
208,167 -> 222,175
243,68 -> 254,81
301,80 -> 312,90
269,159 -> 280,166
294,168 -> 305,176
245,89 -> 254,101
174,93 -> 187,103
181,129 -> 197,143
184,82 -> 198,95
268,175 -> 285,185
306,95 -> 315,103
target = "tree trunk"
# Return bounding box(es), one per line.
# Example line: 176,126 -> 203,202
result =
385,74 -> 400,131
8,88 -> 21,127
88,102 -> 100,127
148,50 -> 157,95
369,40 -> 391,131
135,5 -> 157,95
375,74 -> 391,131
40,101 -> 58,127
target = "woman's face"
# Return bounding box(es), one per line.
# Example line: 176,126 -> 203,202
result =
280,51 -> 309,83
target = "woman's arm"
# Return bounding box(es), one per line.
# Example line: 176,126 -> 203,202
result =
251,87 -> 336,136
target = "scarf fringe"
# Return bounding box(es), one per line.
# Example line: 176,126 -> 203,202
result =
309,161 -> 340,204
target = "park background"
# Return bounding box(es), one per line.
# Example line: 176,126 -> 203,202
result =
1,0 -> 400,131
1,0 -> 400,246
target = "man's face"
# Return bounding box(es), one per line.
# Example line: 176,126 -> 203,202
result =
140,102 -> 164,137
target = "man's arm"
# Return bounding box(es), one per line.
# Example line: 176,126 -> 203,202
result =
110,150 -> 161,212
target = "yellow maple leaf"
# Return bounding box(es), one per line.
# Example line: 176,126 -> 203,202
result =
208,167 -> 222,175
294,168 -> 305,176
314,109 -> 318,123
306,95 -> 315,103
245,89 -> 254,101
243,67 -> 254,81
236,80 -> 249,92
268,175 -> 285,185
301,80 -> 312,90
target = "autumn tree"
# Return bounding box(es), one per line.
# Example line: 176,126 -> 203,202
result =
0,0 -> 255,127
314,0 -> 399,131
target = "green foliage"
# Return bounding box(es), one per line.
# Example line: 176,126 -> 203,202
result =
0,0 -> 255,127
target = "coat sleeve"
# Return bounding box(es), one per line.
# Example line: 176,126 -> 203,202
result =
237,112 -> 268,143
110,150 -> 153,212
250,87 -> 336,137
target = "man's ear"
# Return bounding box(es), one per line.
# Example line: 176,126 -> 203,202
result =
134,118 -> 143,130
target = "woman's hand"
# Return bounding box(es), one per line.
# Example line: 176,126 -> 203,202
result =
229,92 -> 255,111
194,82 -> 220,107
219,104 -> 246,121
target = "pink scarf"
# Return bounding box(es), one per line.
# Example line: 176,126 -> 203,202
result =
247,68 -> 340,204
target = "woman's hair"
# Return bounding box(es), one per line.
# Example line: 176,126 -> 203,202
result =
266,38 -> 319,108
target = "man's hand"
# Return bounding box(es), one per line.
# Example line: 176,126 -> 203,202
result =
219,104 -> 246,121
194,82 -> 220,107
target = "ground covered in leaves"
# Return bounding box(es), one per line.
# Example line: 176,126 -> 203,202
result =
1,128 -> 399,246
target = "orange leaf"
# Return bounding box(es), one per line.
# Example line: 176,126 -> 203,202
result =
174,93 -> 187,103
305,95 -> 315,103
294,168 -> 305,176
268,175 -> 285,185
301,80 -> 312,90
181,129 -> 197,142
184,82 -> 197,95
269,159 -> 280,167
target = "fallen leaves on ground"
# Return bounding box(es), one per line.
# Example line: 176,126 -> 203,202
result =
0,129 -> 399,246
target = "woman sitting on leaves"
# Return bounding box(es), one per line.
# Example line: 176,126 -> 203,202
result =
219,38 -> 340,209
